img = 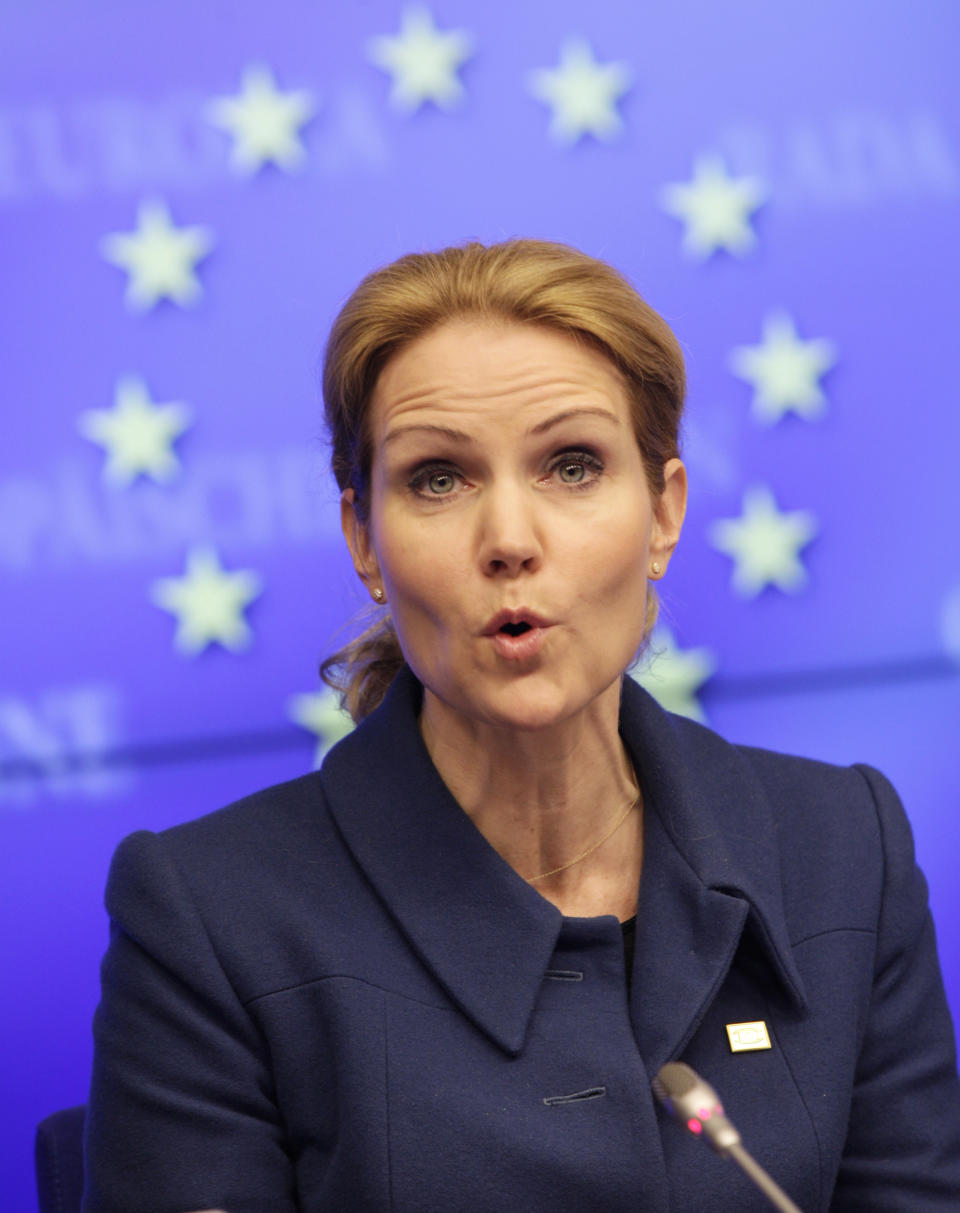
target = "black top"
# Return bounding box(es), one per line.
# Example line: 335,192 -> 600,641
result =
621,914 -> 636,989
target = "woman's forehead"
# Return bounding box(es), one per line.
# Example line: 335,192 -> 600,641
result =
369,319 -> 630,437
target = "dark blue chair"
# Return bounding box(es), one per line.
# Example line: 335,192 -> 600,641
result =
35,1105 -> 86,1213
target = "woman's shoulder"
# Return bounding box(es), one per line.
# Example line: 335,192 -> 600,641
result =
624,677 -> 902,838
103,768 -> 385,999
106,769 -> 351,920
162,768 -> 333,848
731,736 -> 899,813
684,712 -> 909,857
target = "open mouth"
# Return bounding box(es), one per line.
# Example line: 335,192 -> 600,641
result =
485,611 -> 550,660
499,621 -> 533,637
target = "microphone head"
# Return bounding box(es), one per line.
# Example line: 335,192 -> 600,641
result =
653,1062 -> 741,1155
653,1061 -> 700,1102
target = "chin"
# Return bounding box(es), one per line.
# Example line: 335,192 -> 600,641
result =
470,674 -> 615,734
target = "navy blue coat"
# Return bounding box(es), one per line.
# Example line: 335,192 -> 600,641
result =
83,667 -> 960,1212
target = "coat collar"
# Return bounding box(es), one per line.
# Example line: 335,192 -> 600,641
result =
319,666 -> 807,1060
619,682 -> 809,1072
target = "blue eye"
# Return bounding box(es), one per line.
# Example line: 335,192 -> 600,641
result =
550,450 -> 603,487
426,471 -> 456,495
409,464 -> 461,498
558,462 -> 587,484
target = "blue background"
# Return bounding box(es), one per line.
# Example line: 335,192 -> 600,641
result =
2,2 -> 958,1208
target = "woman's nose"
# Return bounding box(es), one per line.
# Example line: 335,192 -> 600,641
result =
476,485 -> 544,577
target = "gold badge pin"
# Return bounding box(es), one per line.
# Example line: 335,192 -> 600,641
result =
726,1020 -> 772,1053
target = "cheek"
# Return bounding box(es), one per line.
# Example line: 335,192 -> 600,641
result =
580,517 -> 650,592
375,516 -> 462,614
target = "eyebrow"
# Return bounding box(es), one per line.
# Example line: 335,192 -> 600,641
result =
529,406 -> 621,435
382,406 -> 621,447
383,422 -> 471,446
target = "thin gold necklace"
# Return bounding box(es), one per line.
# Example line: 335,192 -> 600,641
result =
526,795 -> 641,883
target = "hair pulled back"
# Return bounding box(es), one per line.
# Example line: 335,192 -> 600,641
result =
321,239 -> 686,721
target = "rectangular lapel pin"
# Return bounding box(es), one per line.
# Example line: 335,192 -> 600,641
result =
726,1020 -> 772,1053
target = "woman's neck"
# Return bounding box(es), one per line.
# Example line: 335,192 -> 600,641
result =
419,680 -> 643,920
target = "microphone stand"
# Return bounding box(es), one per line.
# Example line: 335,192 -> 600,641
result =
653,1062 -> 803,1213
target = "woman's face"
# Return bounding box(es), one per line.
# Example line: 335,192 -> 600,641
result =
342,318 -> 686,733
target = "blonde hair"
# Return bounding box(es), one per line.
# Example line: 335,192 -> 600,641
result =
321,239 -> 686,721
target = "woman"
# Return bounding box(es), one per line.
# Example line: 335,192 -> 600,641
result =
83,240 -> 960,1211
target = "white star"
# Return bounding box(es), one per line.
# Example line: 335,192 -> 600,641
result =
729,312 -> 838,424
941,584 -> 960,663
77,376 -> 192,486
367,5 -> 474,113
660,154 -> 766,259
631,626 -> 715,722
207,65 -> 316,175
151,546 -> 262,656
527,39 -> 631,145
709,486 -> 818,597
100,199 -> 213,311
288,687 -> 355,767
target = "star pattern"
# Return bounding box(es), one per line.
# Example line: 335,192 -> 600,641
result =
631,627 -> 715,722
150,546 -> 262,655
660,154 -> 766,259
53,29 -> 924,803
527,39 -> 631,144
77,376 -> 192,486
207,65 -> 316,174
729,312 -> 838,424
100,199 -> 213,311
367,6 -> 474,113
709,486 -> 818,597
288,687 -> 355,767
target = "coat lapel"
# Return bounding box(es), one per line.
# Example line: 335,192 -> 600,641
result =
619,677 -> 809,1072
319,668 -> 561,1056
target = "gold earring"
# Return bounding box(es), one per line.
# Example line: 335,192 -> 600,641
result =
650,561 -> 662,577
372,587 -> 385,602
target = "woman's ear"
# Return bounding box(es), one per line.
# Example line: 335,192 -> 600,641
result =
649,458 -> 687,572
341,489 -> 383,597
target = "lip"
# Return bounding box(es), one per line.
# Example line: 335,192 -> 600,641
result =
481,608 -> 554,636
481,608 -> 555,662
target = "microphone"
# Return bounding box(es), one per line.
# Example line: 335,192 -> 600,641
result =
653,1062 -> 803,1213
